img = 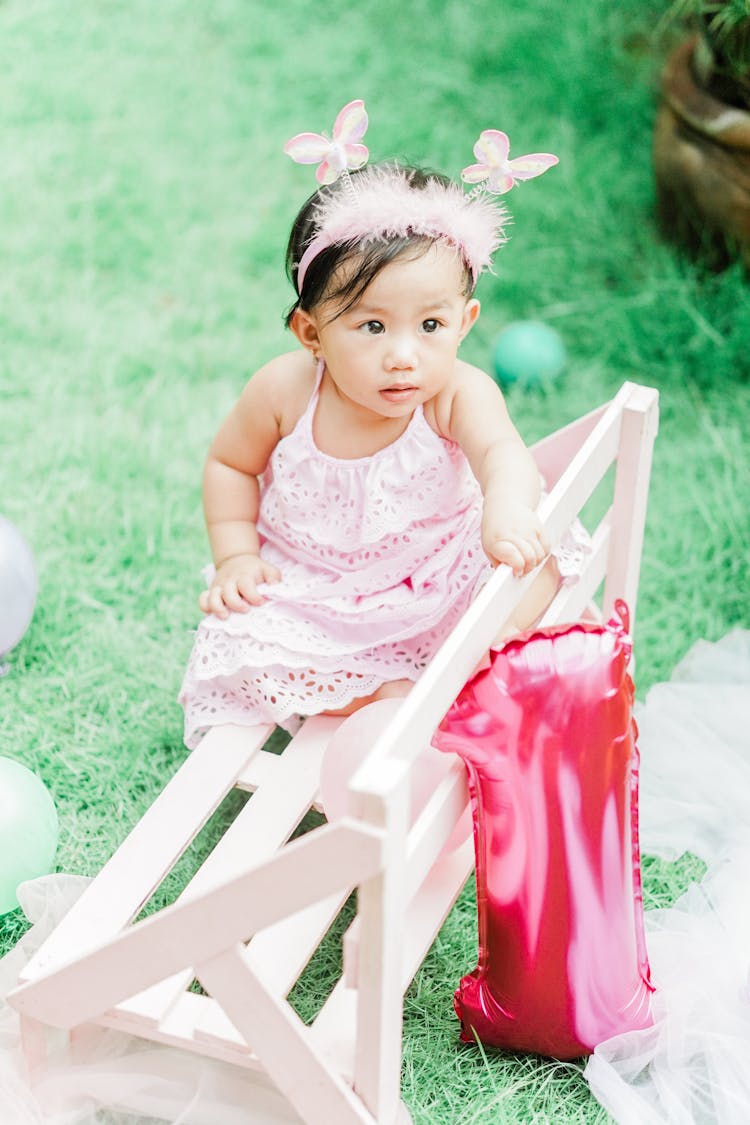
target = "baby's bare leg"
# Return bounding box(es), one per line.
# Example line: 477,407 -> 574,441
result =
373,679 -> 413,702
320,678 -> 412,718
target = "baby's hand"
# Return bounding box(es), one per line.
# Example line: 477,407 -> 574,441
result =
199,553 -> 281,619
482,500 -> 550,578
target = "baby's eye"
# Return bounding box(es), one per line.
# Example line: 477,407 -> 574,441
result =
422,318 -> 441,333
360,320 -> 385,335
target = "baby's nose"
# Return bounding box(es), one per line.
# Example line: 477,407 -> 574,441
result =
385,337 -> 417,369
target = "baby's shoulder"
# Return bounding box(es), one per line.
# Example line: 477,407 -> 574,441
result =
426,360 -> 499,437
242,350 -> 316,436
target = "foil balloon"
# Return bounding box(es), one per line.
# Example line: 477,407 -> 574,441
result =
0,514 -> 37,659
432,604 -> 654,1059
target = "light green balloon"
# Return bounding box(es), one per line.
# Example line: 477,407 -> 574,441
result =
492,320 -> 567,390
0,756 -> 59,914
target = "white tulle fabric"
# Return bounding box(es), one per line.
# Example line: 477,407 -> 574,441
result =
179,367 -> 587,749
583,628 -> 750,1124
2,631 -> 750,1122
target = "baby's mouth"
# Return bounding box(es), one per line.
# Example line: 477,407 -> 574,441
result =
380,385 -> 418,402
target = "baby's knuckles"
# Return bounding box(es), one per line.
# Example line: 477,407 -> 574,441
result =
483,537 -> 528,576
201,554 -> 277,615
481,502 -> 547,576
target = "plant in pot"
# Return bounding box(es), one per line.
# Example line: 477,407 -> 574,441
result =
653,0 -> 750,267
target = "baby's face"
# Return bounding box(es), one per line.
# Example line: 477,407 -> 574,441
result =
311,242 -> 479,420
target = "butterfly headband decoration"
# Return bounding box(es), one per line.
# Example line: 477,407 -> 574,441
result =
284,100 -> 558,291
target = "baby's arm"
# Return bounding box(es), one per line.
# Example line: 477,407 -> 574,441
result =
445,365 -> 549,577
199,356 -> 296,618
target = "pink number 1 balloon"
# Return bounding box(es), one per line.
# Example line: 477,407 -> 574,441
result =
433,604 -> 654,1059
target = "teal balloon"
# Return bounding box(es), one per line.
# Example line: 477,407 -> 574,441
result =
0,757 -> 58,914
492,321 -> 567,389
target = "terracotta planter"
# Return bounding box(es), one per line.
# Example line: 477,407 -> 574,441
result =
653,37 -> 750,267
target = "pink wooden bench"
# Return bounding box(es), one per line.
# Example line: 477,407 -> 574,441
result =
8,382 -> 658,1125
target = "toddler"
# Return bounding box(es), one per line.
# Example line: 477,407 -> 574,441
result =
179,101 -> 583,747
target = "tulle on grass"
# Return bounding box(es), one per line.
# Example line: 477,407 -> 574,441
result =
584,630 -> 750,1124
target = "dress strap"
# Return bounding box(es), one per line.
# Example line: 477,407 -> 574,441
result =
296,357 -> 325,438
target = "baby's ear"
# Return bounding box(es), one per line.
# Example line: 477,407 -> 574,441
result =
459,298 -> 481,342
289,308 -> 323,355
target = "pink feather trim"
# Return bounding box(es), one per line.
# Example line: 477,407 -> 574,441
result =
296,166 -> 509,290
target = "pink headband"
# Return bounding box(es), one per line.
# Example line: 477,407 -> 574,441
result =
284,100 -> 558,292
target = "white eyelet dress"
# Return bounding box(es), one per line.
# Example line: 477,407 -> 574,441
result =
178,365 -> 586,748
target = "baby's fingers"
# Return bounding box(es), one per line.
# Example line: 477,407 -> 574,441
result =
199,584 -> 234,619
259,561 -> 282,584
234,574 -> 267,607
199,580 -> 257,618
491,536 -> 546,577
490,539 -> 527,576
536,525 -> 551,556
524,533 -> 549,572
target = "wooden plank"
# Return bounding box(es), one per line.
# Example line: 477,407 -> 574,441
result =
313,837 -> 474,1075
402,758 -> 469,903
182,716 -> 339,901
352,758 -> 411,1124
398,838 -> 476,991
236,717 -> 340,807
535,389 -> 624,547
97,716 -> 342,1029
170,716 -> 342,1004
244,891 -> 350,998
95,990 -> 260,1068
20,724 -> 270,983
602,386 -> 659,625
111,973 -> 195,1031
532,401 -> 608,487
198,945 -> 379,1125
235,746 -> 284,791
342,800 -> 473,990
18,1015 -> 51,1074
343,752 -> 468,991
540,513 -> 611,626
8,821 -> 385,1029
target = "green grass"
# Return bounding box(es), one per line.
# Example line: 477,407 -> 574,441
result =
1,0 -> 749,1121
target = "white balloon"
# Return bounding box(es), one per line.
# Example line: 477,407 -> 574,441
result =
0,514 -> 37,657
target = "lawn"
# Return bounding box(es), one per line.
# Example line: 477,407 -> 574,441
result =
1,0 -> 748,1122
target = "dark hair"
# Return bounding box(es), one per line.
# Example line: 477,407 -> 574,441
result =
284,163 -> 474,327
